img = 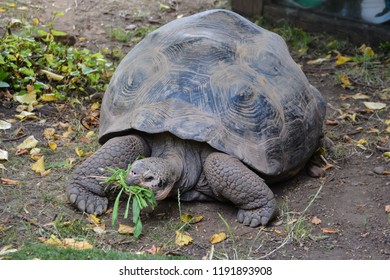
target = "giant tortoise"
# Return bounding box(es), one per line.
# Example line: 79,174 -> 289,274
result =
66,9 -> 326,227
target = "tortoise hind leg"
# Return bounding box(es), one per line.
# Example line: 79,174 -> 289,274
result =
66,135 -> 150,215
204,152 -> 276,227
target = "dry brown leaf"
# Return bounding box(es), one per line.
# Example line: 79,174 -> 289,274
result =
175,231 -> 193,246
43,127 -> 56,139
118,224 -> 134,235
311,216 -> 322,225
209,232 -> 227,244
1,178 -> 20,185
63,238 -> 93,250
326,119 -> 339,126
385,205 -> 390,213
321,227 -> 338,234
145,245 -> 163,255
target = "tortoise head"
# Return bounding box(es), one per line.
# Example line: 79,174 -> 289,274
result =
126,157 -> 176,201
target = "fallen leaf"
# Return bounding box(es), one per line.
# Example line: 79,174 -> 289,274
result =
311,216 -> 322,225
90,102 -> 100,111
0,149 -> 8,160
93,226 -> 106,234
339,74 -> 352,88
175,231 -> 193,246
14,91 -> 37,104
326,119 -> 339,126
16,135 -> 38,150
384,152 -> 390,159
0,120 -> 11,130
41,93 -> 57,102
75,147 -> 85,157
366,128 -> 380,134
209,232 -> 227,244
385,205 -> 390,213
15,111 -> 37,120
41,69 -> 64,81
321,227 -> 338,234
118,224 -> 134,235
1,178 -> 20,185
180,214 -> 204,224
307,56 -> 330,65
44,235 -> 63,247
0,245 -> 17,256
43,128 -> 56,139
48,141 -> 57,151
89,214 -> 101,224
336,55 -> 353,66
358,44 -> 375,56
145,245 -> 163,255
63,238 -> 93,250
31,156 -> 45,173
363,102 -> 387,110
86,131 -> 95,138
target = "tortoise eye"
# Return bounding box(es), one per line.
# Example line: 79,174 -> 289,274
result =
144,175 -> 154,182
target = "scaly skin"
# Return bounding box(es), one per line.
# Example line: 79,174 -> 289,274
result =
66,135 -> 150,214
204,152 -> 276,227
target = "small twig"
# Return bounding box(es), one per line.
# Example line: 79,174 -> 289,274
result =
2,134 -> 28,142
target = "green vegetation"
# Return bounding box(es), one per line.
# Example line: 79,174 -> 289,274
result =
6,243 -> 187,260
0,15 -> 115,101
105,164 -> 157,239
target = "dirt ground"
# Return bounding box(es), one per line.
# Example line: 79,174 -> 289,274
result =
0,0 -> 389,260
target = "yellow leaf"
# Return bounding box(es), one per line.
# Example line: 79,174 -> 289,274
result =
48,141 -> 57,151
63,238 -> 93,250
118,224 -> 134,235
90,102 -> 100,111
175,231 -> 193,246
386,127 -> 390,134
384,152 -> 390,159
0,8 -> 5,12
15,111 -> 37,120
209,232 -> 227,244
44,235 -> 63,247
89,214 -> 101,224
358,44 -> 375,56
351,93 -> 370,100
75,147 -> 84,157
86,131 -> 95,138
14,91 -> 37,104
180,214 -> 204,224
32,18 -> 39,25
62,126 -> 73,138
16,135 -> 38,150
41,93 -> 57,102
31,156 -> 45,173
356,138 -> 368,145
336,55 -> 353,66
41,69 -> 64,81
385,120 -> 390,125
363,102 -> 387,110
339,74 -> 351,88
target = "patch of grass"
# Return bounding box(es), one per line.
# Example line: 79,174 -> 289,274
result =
108,26 -> 157,43
5,243 -> 188,260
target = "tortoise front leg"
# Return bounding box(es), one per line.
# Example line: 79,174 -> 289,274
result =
204,152 -> 276,227
66,135 -> 150,215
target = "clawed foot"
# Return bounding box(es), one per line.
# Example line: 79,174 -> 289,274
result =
237,200 -> 276,227
67,183 -> 108,215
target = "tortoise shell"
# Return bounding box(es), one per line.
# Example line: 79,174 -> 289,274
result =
99,9 -> 326,177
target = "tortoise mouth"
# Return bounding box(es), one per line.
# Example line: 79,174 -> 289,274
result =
154,185 -> 173,201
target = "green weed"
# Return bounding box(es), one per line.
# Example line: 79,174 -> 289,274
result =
104,164 -> 157,239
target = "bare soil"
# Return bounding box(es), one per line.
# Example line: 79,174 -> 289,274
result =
0,0 -> 389,260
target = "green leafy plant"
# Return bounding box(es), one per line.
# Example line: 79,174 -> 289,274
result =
104,164 -> 157,239
0,16 -> 115,101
